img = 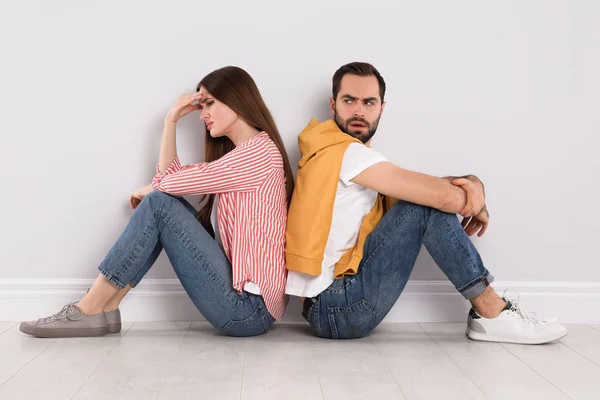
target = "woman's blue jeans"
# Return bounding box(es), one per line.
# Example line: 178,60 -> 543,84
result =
98,190 -> 275,337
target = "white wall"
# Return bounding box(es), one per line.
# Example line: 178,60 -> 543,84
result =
1,1 -> 598,319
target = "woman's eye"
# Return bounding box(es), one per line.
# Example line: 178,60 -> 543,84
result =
206,101 -> 214,107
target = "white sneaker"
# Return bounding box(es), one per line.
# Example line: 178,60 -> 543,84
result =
466,297 -> 567,345
502,289 -> 558,324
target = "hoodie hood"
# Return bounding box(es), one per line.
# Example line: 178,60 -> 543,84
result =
297,118 -> 363,168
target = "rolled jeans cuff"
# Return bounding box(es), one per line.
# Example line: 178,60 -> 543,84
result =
458,272 -> 495,299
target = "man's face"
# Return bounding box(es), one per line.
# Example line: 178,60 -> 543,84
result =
330,74 -> 385,144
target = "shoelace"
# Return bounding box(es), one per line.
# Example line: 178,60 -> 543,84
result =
502,289 -> 545,324
39,304 -> 75,323
510,301 -> 545,324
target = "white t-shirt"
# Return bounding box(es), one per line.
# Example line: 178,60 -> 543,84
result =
211,195 -> 261,295
285,143 -> 389,298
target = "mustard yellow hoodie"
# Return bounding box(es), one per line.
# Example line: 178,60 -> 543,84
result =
285,118 -> 396,278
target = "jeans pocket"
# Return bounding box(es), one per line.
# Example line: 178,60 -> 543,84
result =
221,303 -> 270,337
327,299 -> 377,339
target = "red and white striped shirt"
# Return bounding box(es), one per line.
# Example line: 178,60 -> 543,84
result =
151,132 -> 288,320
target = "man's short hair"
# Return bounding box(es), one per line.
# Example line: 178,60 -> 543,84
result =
332,62 -> 386,102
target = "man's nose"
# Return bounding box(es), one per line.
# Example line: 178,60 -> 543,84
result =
353,103 -> 365,117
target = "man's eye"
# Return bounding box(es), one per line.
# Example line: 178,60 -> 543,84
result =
344,99 -> 353,104
365,101 -> 373,106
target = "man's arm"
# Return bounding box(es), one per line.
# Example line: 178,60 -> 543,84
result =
442,174 -> 486,217
351,161 -> 468,214
442,175 -> 484,195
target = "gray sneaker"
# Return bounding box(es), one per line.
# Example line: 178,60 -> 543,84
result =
20,303 -> 108,338
105,308 -> 122,333
83,287 -> 121,333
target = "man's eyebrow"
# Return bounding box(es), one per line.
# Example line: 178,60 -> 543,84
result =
340,94 -> 379,103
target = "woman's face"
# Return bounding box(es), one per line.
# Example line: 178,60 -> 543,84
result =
198,87 -> 238,138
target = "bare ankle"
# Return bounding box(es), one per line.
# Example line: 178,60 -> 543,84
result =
470,287 -> 507,319
475,301 -> 506,319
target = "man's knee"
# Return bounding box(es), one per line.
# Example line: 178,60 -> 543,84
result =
391,200 -> 456,221
391,200 -> 427,213
386,200 -> 433,224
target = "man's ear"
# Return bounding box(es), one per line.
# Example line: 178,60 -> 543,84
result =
381,101 -> 386,115
329,97 -> 335,116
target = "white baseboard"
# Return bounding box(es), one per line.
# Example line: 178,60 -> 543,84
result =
1,279 -> 599,323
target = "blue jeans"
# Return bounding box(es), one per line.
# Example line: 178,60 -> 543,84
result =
303,200 -> 494,339
98,190 -> 275,337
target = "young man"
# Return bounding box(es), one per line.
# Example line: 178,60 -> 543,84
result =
285,62 -> 566,344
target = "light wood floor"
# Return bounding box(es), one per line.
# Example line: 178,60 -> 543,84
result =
1,321 -> 599,399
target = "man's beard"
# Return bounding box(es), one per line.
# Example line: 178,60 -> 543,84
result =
333,109 -> 380,144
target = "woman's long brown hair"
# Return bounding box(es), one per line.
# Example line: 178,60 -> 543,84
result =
194,66 -> 294,236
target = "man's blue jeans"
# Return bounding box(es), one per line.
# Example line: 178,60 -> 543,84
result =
304,200 -> 493,339
97,190 -> 275,337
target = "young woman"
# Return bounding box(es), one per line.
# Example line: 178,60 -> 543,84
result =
20,66 -> 294,337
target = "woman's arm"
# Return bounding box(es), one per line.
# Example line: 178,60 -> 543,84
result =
157,91 -> 204,173
157,120 -> 178,173
152,139 -> 273,196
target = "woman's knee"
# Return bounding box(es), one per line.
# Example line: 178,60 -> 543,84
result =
143,190 -> 173,203
144,191 -> 198,215
140,190 -> 177,212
